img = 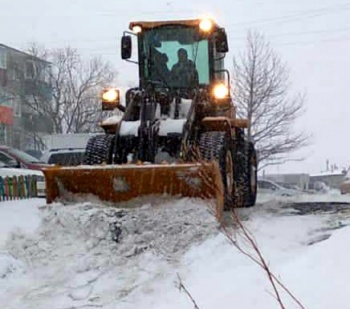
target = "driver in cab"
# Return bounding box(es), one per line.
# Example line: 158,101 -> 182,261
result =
170,48 -> 199,89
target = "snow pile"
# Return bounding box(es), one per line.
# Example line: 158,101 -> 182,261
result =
7,198 -> 219,266
0,200 -> 42,247
0,198 -> 219,309
2,195 -> 350,308
257,191 -> 350,205
0,253 -> 24,279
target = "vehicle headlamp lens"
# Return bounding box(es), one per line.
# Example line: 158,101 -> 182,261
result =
132,25 -> 142,34
199,19 -> 213,32
102,89 -> 119,102
213,84 -> 229,99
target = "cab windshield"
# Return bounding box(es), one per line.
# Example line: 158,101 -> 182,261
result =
141,26 -> 210,89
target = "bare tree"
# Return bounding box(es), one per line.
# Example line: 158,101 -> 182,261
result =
232,31 -> 309,169
21,45 -> 116,135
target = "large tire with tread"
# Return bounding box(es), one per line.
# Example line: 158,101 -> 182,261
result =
235,141 -> 257,207
199,131 -> 234,209
83,134 -> 115,165
244,142 -> 257,207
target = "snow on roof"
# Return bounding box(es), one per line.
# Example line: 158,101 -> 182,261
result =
43,133 -> 98,150
310,170 -> 346,177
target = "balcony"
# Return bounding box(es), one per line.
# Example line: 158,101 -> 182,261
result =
24,79 -> 52,101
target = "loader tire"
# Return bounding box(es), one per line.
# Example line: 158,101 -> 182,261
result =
244,143 -> 257,207
83,134 -> 115,165
235,142 -> 257,207
199,132 -> 234,209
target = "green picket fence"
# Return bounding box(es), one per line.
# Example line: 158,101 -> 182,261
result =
0,175 -> 38,201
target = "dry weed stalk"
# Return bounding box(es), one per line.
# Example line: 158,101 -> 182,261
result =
177,274 -> 200,309
221,208 -> 306,309
195,148 -> 305,308
177,147 -> 305,308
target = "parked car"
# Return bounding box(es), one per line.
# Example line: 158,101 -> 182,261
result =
340,172 -> 350,194
0,162 -> 46,197
257,179 -> 300,197
24,149 -> 43,160
0,146 -> 48,170
310,181 -> 330,193
40,148 -> 85,166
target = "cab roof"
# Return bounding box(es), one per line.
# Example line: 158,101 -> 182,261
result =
129,19 -> 220,30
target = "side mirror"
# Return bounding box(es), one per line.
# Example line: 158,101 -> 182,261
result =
121,36 -> 132,60
215,29 -> 229,53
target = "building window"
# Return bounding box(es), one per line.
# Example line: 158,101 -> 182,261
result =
0,47 -> 7,69
25,61 -> 35,79
35,63 -> 49,82
13,100 -> 21,117
0,69 -> 7,87
0,124 -> 6,143
11,64 -> 22,80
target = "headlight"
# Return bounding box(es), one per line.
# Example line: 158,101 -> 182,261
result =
132,25 -> 142,34
102,89 -> 119,103
213,84 -> 229,99
199,18 -> 213,32
102,88 -> 121,111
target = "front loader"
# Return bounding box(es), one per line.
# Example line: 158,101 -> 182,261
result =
43,18 -> 258,220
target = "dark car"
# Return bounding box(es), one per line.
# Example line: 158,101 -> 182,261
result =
0,145 -> 48,170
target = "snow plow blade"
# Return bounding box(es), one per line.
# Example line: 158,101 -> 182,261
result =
43,163 -> 224,220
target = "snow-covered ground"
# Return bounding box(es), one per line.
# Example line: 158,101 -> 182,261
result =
1,193 -> 350,309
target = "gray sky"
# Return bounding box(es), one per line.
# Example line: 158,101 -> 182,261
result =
2,0 -> 350,174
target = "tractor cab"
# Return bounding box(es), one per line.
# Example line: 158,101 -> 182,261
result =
121,19 -> 229,96
101,19 -> 231,112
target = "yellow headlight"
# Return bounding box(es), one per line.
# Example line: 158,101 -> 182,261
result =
213,84 -> 229,99
102,89 -> 119,102
132,25 -> 142,34
199,19 -> 213,32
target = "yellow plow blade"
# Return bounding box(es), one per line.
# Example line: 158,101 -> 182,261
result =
43,163 -> 224,221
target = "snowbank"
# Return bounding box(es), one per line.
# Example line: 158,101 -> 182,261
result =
0,199 -> 44,281
0,199 -> 44,247
1,195 -> 350,308
257,191 -> 350,204
0,198 -> 219,309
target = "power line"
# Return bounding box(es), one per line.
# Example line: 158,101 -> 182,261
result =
3,3 -> 350,54
273,35 -> 350,47
230,34 -> 350,49
229,26 -> 350,41
6,23 -> 350,47
5,8 -> 350,47
82,32 -> 350,55
225,2 -> 350,28
6,33 -> 350,57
